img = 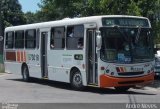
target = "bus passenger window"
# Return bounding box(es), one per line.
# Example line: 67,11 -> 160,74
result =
25,29 -> 36,49
15,30 -> 24,48
5,32 -> 14,49
67,27 -> 74,37
50,40 -> 54,48
77,38 -> 84,49
36,29 -> 40,49
50,27 -> 65,49
67,25 -> 84,49
50,30 -> 54,49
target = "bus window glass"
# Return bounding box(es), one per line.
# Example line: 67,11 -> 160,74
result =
50,27 -> 65,49
36,29 -> 40,49
100,27 -> 153,63
67,25 -> 84,49
25,29 -> 36,49
5,32 -> 14,49
15,30 -> 24,48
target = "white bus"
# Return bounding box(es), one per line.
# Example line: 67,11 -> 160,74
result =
4,15 -> 155,91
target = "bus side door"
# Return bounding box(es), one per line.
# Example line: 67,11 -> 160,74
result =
40,28 -> 49,78
86,29 -> 98,85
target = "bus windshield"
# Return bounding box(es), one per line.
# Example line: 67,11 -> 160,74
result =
100,27 -> 154,63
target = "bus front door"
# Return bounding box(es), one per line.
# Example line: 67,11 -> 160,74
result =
87,30 -> 98,85
41,32 -> 48,78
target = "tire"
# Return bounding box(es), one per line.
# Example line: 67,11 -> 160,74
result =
22,66 -> 30,82
114,86 -> 130,92
71,69 -> 84,90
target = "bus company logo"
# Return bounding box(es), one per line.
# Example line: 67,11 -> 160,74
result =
28,54 -> 39,61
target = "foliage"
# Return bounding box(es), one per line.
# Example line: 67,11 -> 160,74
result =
0,0 -> 26,27
35,0 -> 160,43
1,0 -> 159,43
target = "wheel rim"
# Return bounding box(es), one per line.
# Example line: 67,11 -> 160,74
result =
73,72 -> 82,87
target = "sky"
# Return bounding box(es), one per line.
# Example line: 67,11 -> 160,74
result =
18,0 -> 41,13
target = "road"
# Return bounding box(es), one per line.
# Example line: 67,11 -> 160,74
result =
0,74 -> 160,109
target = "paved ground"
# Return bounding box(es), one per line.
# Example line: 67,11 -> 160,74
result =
0,73 -> 5,75
0,73 -> 159,104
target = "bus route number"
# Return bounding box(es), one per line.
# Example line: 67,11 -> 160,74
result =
28,54 -> 39,61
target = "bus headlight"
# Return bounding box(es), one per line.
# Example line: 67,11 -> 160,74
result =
105,69 -> 110,73
111,72 -> 114,76
147,70 -> 150,74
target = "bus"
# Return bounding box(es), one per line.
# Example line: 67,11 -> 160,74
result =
4,15 -> 155,91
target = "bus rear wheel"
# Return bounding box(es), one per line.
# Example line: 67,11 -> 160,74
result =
22,66 -> 30,82
114,86 -> 130,92
71,69 -> 84,90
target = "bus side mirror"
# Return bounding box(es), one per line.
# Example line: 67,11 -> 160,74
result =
96,31 -> 102,50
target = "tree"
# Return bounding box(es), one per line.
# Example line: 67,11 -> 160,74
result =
2,0 -> 26,26
25,12 -> 38,24
33,0 -> 160,43
0,0 -> 26,55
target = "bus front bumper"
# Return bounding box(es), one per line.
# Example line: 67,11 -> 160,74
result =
100,72 -> 155,88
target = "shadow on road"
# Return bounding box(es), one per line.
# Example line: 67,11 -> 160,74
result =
7,78 -> 156,95
147,76 -> 160,89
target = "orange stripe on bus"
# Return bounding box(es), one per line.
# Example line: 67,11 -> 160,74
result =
119,67 -> 124,72
21,51 -> 23,62
17,51 -> 20,62
100,73 -> 155,88
24,51 -> 26,62
123,67 -> 127,72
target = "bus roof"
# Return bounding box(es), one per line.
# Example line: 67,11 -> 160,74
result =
5,15 -> 150,31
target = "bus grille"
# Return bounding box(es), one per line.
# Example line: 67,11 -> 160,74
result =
118,72 -> 144,76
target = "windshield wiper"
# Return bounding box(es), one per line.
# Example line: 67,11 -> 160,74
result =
113,25 -> 134,62
113,25 -> 129,42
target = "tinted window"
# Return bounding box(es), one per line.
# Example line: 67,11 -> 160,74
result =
25,29 -> 36,49
36,29 -> 40,49
5,32 -> 14,49
15,30 -> 24,48
50,27 -> 65,49
66,25 -> 84,49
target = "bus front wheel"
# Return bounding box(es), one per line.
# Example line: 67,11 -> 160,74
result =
22,66 -> 30,82
71,69 -> 84,90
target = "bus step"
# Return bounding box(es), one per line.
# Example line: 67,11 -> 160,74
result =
42,77 -> 48,80
88,83 -> 99,87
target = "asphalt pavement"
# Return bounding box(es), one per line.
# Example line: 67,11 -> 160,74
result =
0,73 -> 160,109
